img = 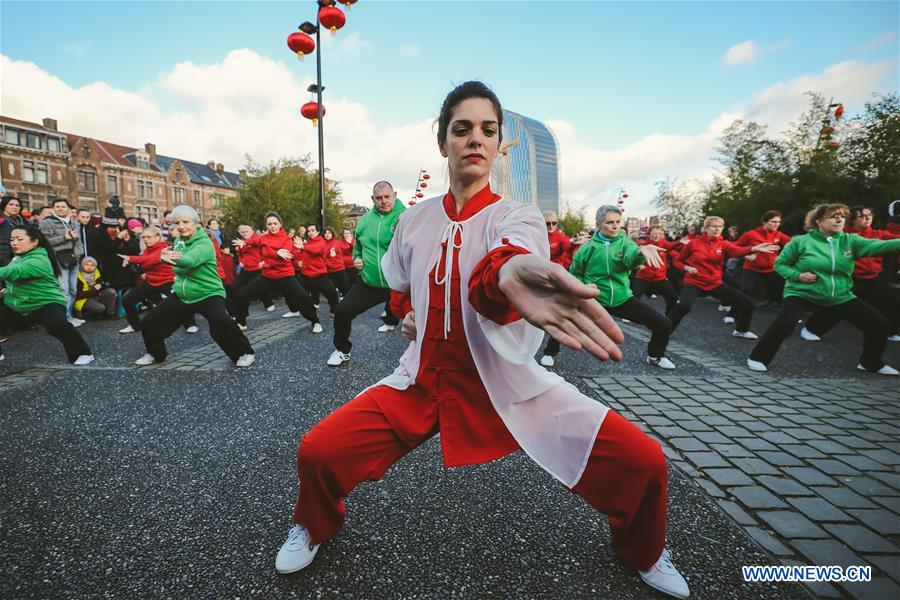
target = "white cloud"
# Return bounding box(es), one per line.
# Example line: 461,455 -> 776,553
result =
723,40 -> 758,66
860,30 -> 897,52
322,31 -> 373,60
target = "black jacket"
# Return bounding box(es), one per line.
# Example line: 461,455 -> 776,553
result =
0,214 -> 26,267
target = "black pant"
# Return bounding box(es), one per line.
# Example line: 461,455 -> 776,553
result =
669,283 -> 755,333
232,275 -> 317,326
327,270 -> 351,295
123,281 -> 195,331
806,277 -> 900,337
299,273 -> 340,314
227,270 -> 273,316
543,296 -> 672,358
750,296 -> 889,371
344,268 -> 357,286
631,278 -> 678,314
141,295 -> 253,362
0,303 -> 92,362
333,279 -> 399,353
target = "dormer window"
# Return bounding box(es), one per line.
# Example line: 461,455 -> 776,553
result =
175,170 -> 183,183
135,150 -> 150,170
82,144 -> 90,158
48,137 -> 61,153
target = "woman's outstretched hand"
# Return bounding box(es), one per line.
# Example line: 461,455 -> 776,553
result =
498,254 -> 624,361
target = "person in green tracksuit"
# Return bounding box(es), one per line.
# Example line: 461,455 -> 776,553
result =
0,225 -> 94,365
133,205 -> 255,368
749,203 -> 900,375
539,204 -> 675,369
326,181 -> 406,367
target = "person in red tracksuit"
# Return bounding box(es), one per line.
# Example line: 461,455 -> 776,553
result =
668,216 -> 778,338
117,225 -> 182,334
339,228 -> 356,286
729,210 -> 791,315
544,210 -> 573,269
228,224 -> 274,316
803,205 -> 900,342
633,225 -> 683,314
231,212 -> 319,331
274,81 -> 690,599
323,227 -> 351,296
296,224 -> 340,317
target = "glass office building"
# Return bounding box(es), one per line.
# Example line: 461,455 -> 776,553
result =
490,109 -> 560,214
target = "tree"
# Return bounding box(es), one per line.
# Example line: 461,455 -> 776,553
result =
221,155 -> 346,234
653,177 -> 704,234
557,202 -> 588,235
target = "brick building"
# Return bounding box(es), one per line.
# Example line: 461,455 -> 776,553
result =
0,115 -> 240,222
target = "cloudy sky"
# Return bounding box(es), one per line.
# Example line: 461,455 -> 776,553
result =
1,1 -> 897,219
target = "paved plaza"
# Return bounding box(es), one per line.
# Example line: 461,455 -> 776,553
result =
1,297 -> 897,598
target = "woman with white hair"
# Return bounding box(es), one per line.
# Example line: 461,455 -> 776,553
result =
540,205 -> 676,369
133,205 -> 255,368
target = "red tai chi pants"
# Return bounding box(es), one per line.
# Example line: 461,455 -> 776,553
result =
291,386 -> 668,571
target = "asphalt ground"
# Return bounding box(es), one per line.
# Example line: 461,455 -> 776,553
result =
2,293 -> 895,598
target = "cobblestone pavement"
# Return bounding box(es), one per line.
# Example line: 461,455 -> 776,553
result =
586,321 -> 900,599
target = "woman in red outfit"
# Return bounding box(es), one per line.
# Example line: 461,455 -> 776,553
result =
730,210 -> 791,313
295,223 -> 340,316
339,228 -> 356,285
231,212 -> 319,332
633,225 -> 682,314
322,227 -> 351,296
803,205 -> 900,342
544,210 -> 573,268
275,82 -> 690,599
668,216 -> 778,338
117,226 -> 184,334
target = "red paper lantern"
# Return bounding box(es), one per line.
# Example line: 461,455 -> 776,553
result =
420,182 -> 427,188
820,126 -> 835,136
622,193 -> 629,198
287,32 -> 315,61
834,104 -> 844,120
409,200 -> 417,205
338,0 -> 358,10
617,200 -> 624,205
300,101 -> 325,127
827,141 -> 840,150
416,192 -> 424,198
318,6 -> 346,35
422,173 -> 430,180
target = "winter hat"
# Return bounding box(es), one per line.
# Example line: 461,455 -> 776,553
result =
127,218 -> 143,230
102,216 -> 119,227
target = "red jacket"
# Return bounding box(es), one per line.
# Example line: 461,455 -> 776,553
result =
846,226 -> 899,279
735,226 -> 791,273
548,229 -> 573,268
674,234 -> 752,291
127,240 -> 175,287
235,233 -> 264,272
636,239 -> 682,282
325,238 -> 345,273
340,239 -> 354,269
208,232 -> 228,282
259,230 -> 296,279
300,235 -> 328,278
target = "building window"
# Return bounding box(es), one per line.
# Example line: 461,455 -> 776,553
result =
23,161 -> 35,183
26,133 -> 41,149
212,194 -> 225,208
174,188 -> 186,203
36,164 -> 48,185
82,144 -> 90,158
16,192 -> 30,211
77,197 -> 98,213
4,129 -> 19,145
77,170 -> 97,192
134,204 -> 159,223
193,190 -> 201,205
137,179 -> 153,198
107,175 -> 118,194
48,137 -> 61,153
175,170 -> 183,183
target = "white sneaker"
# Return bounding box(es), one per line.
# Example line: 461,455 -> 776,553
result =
732,330 -> 758,340
312,323 -> 323,334
275,524 -> 320,574
747,358 -> 767,372
722,316 -> 735,324
185,325 -> 199,334
0,354 -> 4,361
118,325 -> 136,334
266,305 -> 276,312
540,354 -> 555,367
68,318 -> 84,328
857,363 -> 899,376
377,324 -> 395,332
621,318 -> 631,323
800,327 -> 821,341
236,354 -> 256,368
134,353 -> 158,366
718,305 -> 731,312
647,356 -> 676,370
887,334 -> 900,342
327,349 -> 350,366
639,549 -> 690,599
313,304 -> 320,309
379,310 -> 387,318
282,311 -> 300,318
237,323 -> 248,331
74,354 -> 95,366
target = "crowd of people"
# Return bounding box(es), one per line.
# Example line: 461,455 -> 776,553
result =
3,80 -> 900,599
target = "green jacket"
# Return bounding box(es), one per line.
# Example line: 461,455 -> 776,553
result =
0,247 -> 67,315
569,231 -> 645,308
171,232 -> 225,304
775,229 -> 900,306
353,200 -> 406,288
